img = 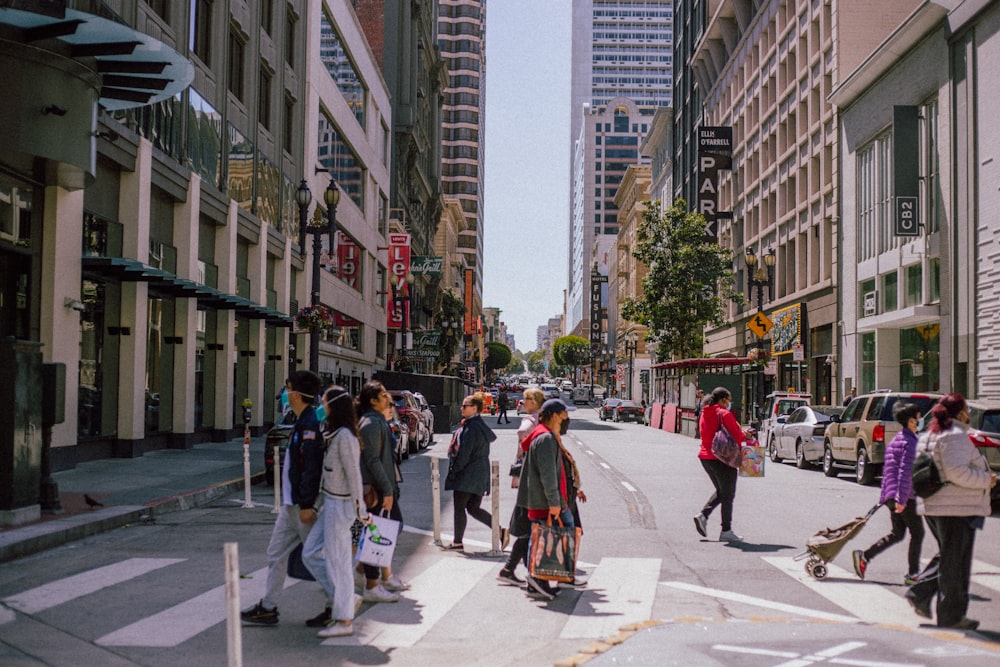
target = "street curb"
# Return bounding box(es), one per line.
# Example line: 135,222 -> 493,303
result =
0,472 -> 265,564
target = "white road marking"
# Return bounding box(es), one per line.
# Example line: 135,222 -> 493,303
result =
600,462 -> 610,469
96,566 -> 294,647
560,557 -> 661,639
621,481 -> 637,492
763,557 -> 920,628
586,450 -> 594,456
323,557 -> 495,648
715,640 -> 923,667
2,558 -> 185,614
971,559 -> 1000,593
661,581 -> 857,623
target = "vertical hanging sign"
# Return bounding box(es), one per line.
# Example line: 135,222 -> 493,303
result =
590,273 -> 607,353
893,106 -> 920,237
698,126 -> 733,240
463,268 -> 475,335
387,233 -> 411,329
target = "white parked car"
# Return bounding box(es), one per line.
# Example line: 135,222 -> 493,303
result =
413,391 -> 435,444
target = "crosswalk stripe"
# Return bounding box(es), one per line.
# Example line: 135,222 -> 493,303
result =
762,557 -> 919,627
2,558 -> 185,615
322,557 -> 496,648
560,557 -> 660,639
95,566 -> 293,647
660,581 -> 858,623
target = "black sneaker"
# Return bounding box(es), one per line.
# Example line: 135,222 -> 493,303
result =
525,576 -> 555,600
241,601 -> 279,625
497,568 -> 524,586
305,606 -> 332,628
906,594 -> 932,620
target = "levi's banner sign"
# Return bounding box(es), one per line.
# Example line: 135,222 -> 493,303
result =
410,256 -> 443,276
336,232 -> 360,291
698,126 -> 733,241
387,233 -> 411,330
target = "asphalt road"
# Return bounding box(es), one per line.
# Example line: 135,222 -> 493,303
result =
1,403 -> 998,666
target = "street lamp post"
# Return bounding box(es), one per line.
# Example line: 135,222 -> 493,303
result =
745,246 -> 776,424
624,331 -> 638,401
391,273 -> 414,371
298,178 -> 340,374
441,319 -> 462,374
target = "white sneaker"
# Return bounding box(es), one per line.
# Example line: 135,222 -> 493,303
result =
317,621 -> 353,638
362,584 -> 400,603
381,574 -> 411,591
719,530 -> 743,542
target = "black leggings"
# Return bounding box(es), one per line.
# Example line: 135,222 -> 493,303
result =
862,499 -> 925,574
699,458 -> 738,532
453,490 -> 492,544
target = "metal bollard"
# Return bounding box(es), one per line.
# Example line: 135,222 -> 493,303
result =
224,542 -> 243,667
489,459 -> 501,556
271,445 -> 280,514
431,457 -> 442,545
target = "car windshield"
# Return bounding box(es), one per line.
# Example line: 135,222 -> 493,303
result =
969,407 -> 1000,433
619,400 -> 638,408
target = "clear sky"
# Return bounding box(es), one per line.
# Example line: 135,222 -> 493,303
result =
482,0 -> 572,354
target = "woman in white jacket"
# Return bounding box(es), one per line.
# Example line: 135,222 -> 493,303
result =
905,394 -> 997,630
302,385 -> 368,638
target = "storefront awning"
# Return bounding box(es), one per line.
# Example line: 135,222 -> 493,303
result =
82,256 -> 293,326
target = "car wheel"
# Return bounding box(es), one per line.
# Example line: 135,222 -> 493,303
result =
823,444 -> 837,477
856,446 -> 876,485
795,440 -> 810,469
768,437 -> 783,463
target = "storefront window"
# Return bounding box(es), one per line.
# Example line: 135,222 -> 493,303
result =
79,279 -> 120,438
859,279 -> 876,318
905,264 -> 921,307
861,332 -> 876,393
145,296 -> 175,435
900,325 -> 940,392
929,258 -> 940,303
882,271 -> 897,312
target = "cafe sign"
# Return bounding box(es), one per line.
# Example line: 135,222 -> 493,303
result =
411,329 -> 441,349
410,256 -> 443,276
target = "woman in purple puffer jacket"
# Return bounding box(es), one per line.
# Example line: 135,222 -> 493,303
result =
852,402 -> 925,584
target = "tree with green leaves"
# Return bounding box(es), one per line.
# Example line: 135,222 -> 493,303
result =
506,353 -> 526,376
484,342 -> 512,376
435,287 -> 465,373
526,351 -> 546,375
552,335 -> 591,380
621,199 -> 743,360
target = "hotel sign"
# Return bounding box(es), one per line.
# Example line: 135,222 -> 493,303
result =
698,126 -> 733,240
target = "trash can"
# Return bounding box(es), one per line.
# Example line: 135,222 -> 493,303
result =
0,337 -> 43,525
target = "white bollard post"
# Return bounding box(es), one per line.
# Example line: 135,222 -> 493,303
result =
431,457 -> 442,545
224,542 -> 243,667
271,445 -> 280,514
489,459 -> 501,556
241,399 -> 253,509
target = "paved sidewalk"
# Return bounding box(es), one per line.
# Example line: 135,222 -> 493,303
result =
0,436 -> 266,563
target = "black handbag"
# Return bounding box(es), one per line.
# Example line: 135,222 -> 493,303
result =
286,543 -> 316,581
912,450 -> 945,498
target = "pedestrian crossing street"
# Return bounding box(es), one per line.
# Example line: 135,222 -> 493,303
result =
3,550 -> 999,650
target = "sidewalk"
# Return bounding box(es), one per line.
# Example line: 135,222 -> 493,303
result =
0,436 -> 266,564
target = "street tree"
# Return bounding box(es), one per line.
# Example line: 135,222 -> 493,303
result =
435,288 -> 466,373
484,342 -> 512,376
621,199 -> 743,360
552,335 -> 591,380
527,351 -> 546,375
505,353 -> 526,376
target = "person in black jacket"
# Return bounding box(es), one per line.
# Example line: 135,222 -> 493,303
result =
242,370 -> 326,626
444,392 -> 499,550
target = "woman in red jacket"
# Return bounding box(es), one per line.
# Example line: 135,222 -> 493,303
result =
694,387 -> 749,542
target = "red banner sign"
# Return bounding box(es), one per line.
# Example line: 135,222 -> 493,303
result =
387,233 -> 411,330
336,231 -> 360,291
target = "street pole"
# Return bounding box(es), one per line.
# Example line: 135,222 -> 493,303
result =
746,247 -> 776,426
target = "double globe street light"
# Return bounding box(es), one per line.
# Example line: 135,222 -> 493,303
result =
296,178 -> 340,373
745,246 -> 776,423
390,272 -> 414,370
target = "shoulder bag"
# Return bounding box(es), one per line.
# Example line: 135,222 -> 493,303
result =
711,411 -> 743,468
912,441 -> 946,498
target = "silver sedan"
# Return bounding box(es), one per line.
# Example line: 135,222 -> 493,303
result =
769,405 -> 843,468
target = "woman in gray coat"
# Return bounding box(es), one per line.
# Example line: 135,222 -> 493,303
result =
444,392 -> 498,550
905,393 -> 997,629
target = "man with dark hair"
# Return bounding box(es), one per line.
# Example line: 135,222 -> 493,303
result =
242,370 -> 328,626
497,386 -> 510,424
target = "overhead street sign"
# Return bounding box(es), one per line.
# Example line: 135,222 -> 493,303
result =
747,311 -> 773,338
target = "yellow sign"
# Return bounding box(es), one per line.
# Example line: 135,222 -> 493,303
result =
747,311 -> 773,338
916,323 -> 940,342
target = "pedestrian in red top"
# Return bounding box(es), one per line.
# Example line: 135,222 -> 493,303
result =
694,387 -> 749,542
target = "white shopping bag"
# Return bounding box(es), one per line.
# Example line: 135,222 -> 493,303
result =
354,513 -> 400,568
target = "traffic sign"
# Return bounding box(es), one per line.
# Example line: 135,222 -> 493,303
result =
747,311 -> 773,338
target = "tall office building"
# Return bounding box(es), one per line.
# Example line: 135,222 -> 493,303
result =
439,0 -> 486,320
566,1 -> 673,343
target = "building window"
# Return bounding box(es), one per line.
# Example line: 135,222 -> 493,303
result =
145,0 -> 169,20
260,0 -> 273,35
320,11 -> 366,127
258,67 -> 272,130
861,332 -> 876,393
189,0 -> 212,64
317,110 -> 365,210
283,94 -> 294,154
285,6 -> 296,67
614,107 -> 629,133
228,30 -> 245,101
856,132 -> 891,261
921,98 -> 940,234
882,271 -> 897,312
929,257 -> 940,303
904,264 -> 922,308
859,278 -> 876,318
900,326 -> 939,392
